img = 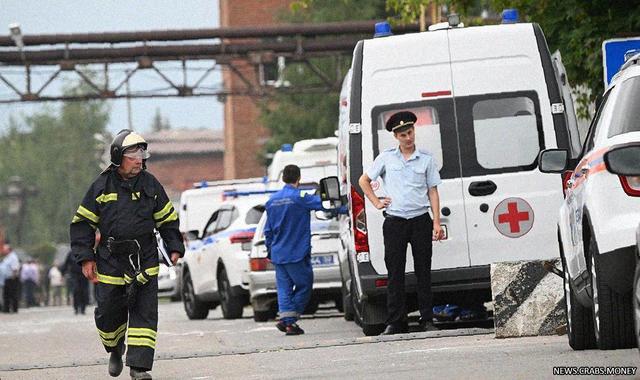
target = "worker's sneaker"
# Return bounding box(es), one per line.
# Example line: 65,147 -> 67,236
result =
285,323 -> 305,335
108,350 -> 123,377
275,320 -> 287,332
130,367 -> 152,380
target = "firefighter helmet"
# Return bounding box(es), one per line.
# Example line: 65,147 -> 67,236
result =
110,129 -> 149,166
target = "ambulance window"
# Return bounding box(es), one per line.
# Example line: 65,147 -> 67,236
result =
472,97 -> 539,169
607,76 -> 640,138
375,106 -> 443,170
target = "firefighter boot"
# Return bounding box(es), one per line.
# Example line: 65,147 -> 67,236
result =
108,347 -> 123,377
130,367 -> 152,380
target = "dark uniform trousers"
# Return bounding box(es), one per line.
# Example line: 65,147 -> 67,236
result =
95,235 -> 159,371
382,212 -> 433,326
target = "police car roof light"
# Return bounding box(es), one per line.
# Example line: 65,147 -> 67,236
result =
447,13 -> 461,28
373,21 -> 393,38
281,143 -> 293,152
501,8 -> 519,24
222,189 -> 278,198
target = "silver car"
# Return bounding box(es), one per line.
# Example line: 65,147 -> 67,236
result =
249,212 -> 342,322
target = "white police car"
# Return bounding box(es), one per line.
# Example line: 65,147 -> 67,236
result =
180,191 -> 269,319
539,53 -> 640,350
248,210 -> 342,322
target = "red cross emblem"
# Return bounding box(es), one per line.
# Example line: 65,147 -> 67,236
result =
498,202 -> 530,233
493,198 -> 534,238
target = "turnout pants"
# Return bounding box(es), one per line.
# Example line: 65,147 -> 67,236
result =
382,212 -> 433,327
275,256 -> 313,325
94,243 -> 159,371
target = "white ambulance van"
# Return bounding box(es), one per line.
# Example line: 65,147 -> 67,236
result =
267,138 -> 339,185
328,21 -> 582,335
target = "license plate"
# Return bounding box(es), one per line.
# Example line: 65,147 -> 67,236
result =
311,254 -> 334,267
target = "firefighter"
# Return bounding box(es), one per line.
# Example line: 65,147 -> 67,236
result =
70,129 -> 184,380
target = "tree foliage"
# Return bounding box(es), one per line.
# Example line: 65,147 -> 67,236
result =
0,81 -> 109,247
259,0 -> 387,159
385,0 -> 640,117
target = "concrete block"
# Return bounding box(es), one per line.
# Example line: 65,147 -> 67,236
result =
491,259 -> 565,338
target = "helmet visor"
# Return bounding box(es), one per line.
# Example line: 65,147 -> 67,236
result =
122,146 -> 150,160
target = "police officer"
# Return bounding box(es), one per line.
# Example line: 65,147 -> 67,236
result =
264,165 -> 345,335
359,111 -> 444,335
70,130 -> 184,380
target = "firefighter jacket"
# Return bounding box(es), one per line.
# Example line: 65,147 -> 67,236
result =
70,168 -> 184,264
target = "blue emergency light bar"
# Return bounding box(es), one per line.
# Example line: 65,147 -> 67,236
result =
223,189 -> 279,198
501,8 -> 519,24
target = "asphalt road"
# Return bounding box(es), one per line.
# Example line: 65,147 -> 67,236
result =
0,301 -> 638,379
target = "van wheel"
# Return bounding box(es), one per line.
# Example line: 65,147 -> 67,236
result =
303,297 -> 319,315
559,237 -> 595,350
253,309 -> 273,322
633,259 -> 640,351
182,270 -> 209,320
218,268 -> 244,319
589,236 -> 635,349
342,282 -> 355,321
362,323 -> 385,336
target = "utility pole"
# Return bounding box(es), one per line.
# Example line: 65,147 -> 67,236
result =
125,69 -> 133,131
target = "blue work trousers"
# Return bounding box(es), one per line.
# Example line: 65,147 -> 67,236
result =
275,257 -> 313,325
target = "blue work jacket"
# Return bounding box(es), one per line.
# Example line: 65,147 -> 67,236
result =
264,184 -> 324,265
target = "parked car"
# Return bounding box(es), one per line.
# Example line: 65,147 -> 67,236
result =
600,143 -> 640,354
180,192 -> 269,320
157,263 -> 181,301
539,54 -> 640,350
249,210 -> 343,322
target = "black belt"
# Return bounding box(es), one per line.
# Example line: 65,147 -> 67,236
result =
382,211 -> 430,221
101,233 -> 154,253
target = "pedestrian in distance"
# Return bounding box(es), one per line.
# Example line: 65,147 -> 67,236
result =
20,258 -> 39,307
48,262 -> 64,307
0,243 -> 21,313
359,111 -> 445,335
264,164 -> 346,336
70,129 -> 184,380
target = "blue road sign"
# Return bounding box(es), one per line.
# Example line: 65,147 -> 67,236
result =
602,37 -> 640,87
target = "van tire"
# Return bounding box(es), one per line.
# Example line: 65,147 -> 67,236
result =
589,236 -> 635,349
362,323 -> 385,336
559,236 -> 595,350
633,260 -> 640,351
182,270 -> 209,320
342,282 -> 355,321
253,309 -> 273,322
218,268 -> 244,319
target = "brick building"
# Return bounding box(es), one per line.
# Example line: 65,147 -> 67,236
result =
145,129 -> 224,201
219,0 -> 293,179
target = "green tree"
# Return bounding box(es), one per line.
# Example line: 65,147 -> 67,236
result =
385,0 -> 640,117
259,0 -> 387,160
0,80 -> 110,246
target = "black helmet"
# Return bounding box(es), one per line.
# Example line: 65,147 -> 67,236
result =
110,129 -> 149,167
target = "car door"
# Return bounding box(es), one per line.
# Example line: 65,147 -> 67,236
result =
448,25 -> 564,265
209,207 -> 237,292
192,210 -> 219,294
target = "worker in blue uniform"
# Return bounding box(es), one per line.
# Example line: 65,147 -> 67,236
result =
264,164 -> 346,335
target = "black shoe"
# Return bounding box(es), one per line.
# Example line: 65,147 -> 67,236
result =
130,367 -> 152,380
380,324 -> 404,335
108,350 -> 123,377
418,318 -> 439,332
285,323 -> 305,335
275,320 -> 287,333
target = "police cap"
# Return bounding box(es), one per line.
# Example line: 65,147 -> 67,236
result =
385,111 -> 417,133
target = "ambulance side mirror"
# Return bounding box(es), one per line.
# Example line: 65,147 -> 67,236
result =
319,176 -> 342,209
604,144 -> 640,175
538,149 -> 569,173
